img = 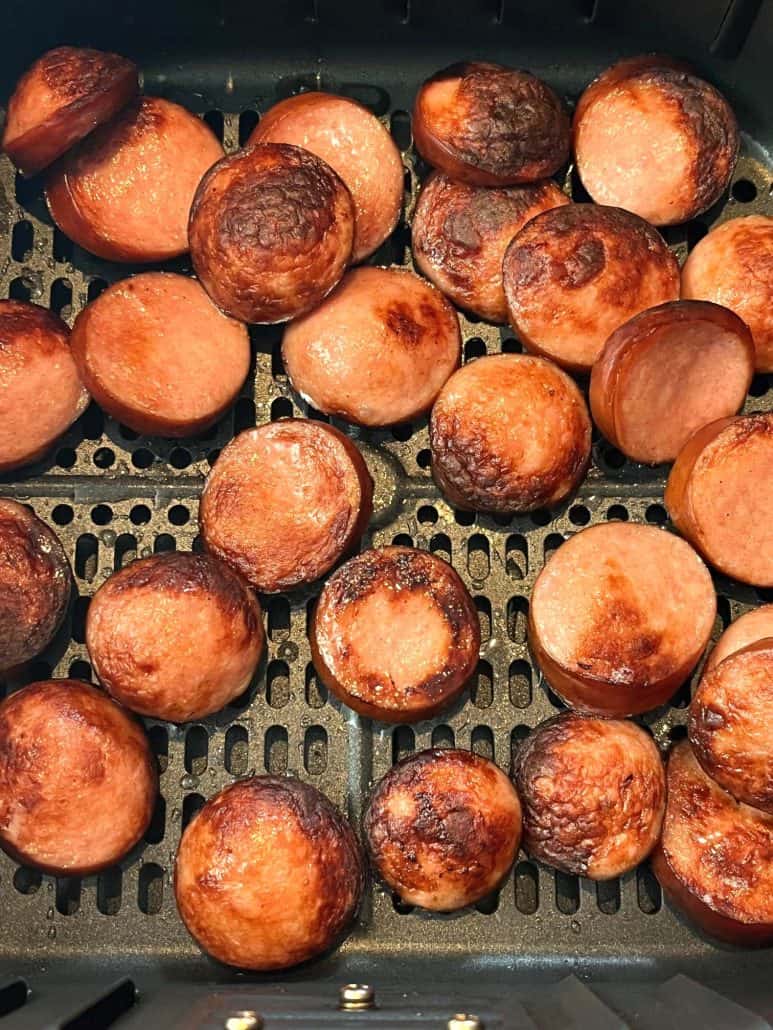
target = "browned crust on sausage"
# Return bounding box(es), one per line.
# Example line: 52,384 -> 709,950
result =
573,55 -> 694,124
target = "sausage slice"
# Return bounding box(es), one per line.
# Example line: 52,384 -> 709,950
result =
574,56 -> 739,226
529,523 -> 716,715
665,413 -> 773,587
364,748 -> 522,910
652,740 -> 773,946
411,172 -> 570,323
413,62 -> 570,186
707,604 -> 773,672
430,353 -> 591,513
70,272 -> 250,437
0,499 -> 72,673
189,142 -> 354,323
310,546 -> 480,723
86,552 -> 264,722
175,776 -> 364,970
0,679 -> 157,875
589,300 -> 754,465
503,204 -> 680,372
249,92 -> 403,262
2,46 -> 138,177
46,96 -> 224,263
200,420 -> 373,593
514,713 -> 665,879
282,266 -> 461,427
0,300 -> 89,472
682,215 -> 773,372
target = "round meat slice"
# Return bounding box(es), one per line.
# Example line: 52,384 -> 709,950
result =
652,740 -> 773,946
529,523 -> 716,715
175,776 -> 364,970
0,679 -> 157,875
310,546 -> 480,723
707,605 -> 773,672
70,272 -> 249,437
514,713 -> 665,879
189,142 -> 354,323
429,354 -> 591,513
0,300 -> 89,472
503,204 -> 680,372
0,499 -> 72,673
282,266 -> 461,426
200,420 -> 373,593
2,46 -> 138,177
412,62 -> 570,186
665,413 -> 773,587
589,300 -> 754,465
364,749 -> 522,910
249,92 -> 403,262
411,172 -> 570,323
46,96 -> 224,263
682,215 -> 773,372
573,56 -> 739,226
86,552 -> 264,722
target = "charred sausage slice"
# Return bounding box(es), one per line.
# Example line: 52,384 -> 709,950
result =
707,605 -> 773,672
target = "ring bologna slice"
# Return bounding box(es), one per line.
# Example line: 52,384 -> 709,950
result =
189,142 -> 355,324
282,266 -> 461,427
45,96 -> 224,263
513,713 -> 665,879
682,215 -> 773,372
0,679 -> 157,875
689,639 -> 773,814
651,740 -> 773,946
0,499 -> 72,673
249,92 -> 403,263
528,523 -> 716,716
411,172 -> 570,323
503,204 -> 679,372
86,552 -> 264,723
589,300 -> 754,465
573,56 -> 739,226
364,749 -> 522,910
310,546 -> 480,723
70,272 -> 250,438
707,605 -> 773,672
200,420 -> 373,594
429,354 -> 591,514
1,47 -> 138,177
174,776 -> 364,971
665,413 -> 773,587
412,62 -> 570,186
0,300 -> 89,472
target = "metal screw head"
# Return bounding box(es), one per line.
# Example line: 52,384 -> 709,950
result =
448,1016 -> 484,1030
339,983 -> 376,1011
224,1012 -> 264,1030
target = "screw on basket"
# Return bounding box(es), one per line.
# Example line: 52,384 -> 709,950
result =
339,983 -> 376,1011
448,1016 -> 484,1030
223,1012 -> 264,1030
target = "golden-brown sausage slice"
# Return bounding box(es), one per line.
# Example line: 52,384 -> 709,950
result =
282,266 -> 461,427
310,546 -> 480,723
46,96 -> 223,263
514,713 -> 665,879
411,172 -> 570,323
529,523 -> 716,715
707,605 -> 773,672
364,748 -> 522,910
86,552 -> 264,722
652,740 -> 773,946
2,46 -> 138,177
503,204 -> 680,372
0,679 -> 157,875
200,420 -> 373,593
429,353 -> 591,513
189,142 -> 354,323
174,776 -> 364,970
70,272 -> 249,437
682,215 -> 773,372
0,300 -> 89,472
249,92 -> 403,262
665,413 -> 773,587
413,62 -> 570,186
589,300 -> 754,465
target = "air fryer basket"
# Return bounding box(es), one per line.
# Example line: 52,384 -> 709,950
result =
1,0 -> 772,1026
